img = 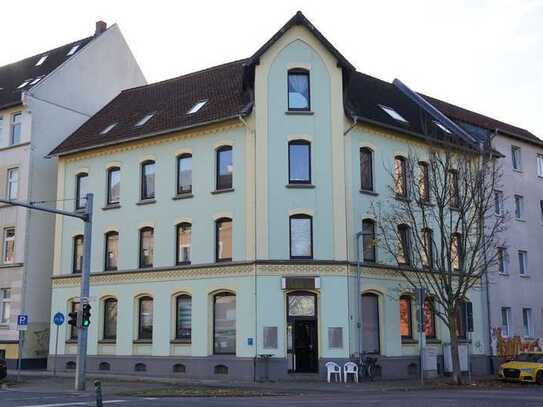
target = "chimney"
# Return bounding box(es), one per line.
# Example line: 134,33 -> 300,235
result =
94,21 -> 107,36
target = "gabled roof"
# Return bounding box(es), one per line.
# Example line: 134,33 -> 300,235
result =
344,71 -> 471,149
50,60 -> 252,156
246,11 -> 355,71
422,95 -> 542,146
0,36 -> 93,111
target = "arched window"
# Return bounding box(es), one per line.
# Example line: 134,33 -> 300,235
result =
138,296 -> 153,340
75,173 -> 88,210
289,214 -> 313,259
360,148 -> 374,192
139,227 -> 154,268
213,292 -> 236,354
103,298 -> 118,340
216,146 -> 233,191
72,235 -> 84,274
424,297 -> 436,339
177,153 -> 192,195
448,169 -> 459,208
288,140 -> 311,184
361,293 -> 380,354
397,224 -> 411,265
399,295 -> 413,340
176,223 -> 191,265
140,160 -> 155,200
106,167 -> 121,205
421,228 -> 433,268
104,231 -> 119,271
362,219 -> 376,262
418,162 -> 430,202
287,68 -> 310,111
175,294 -> 192,342
134,362 -> 146,372
69,301 -> 80,340
215,218 -> 232,262
394,156 -> 407,197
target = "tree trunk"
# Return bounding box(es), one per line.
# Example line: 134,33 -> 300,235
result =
449,314 -> 463,385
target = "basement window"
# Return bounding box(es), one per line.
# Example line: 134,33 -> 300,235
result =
67,44 -> 80,56
100,123 -> 118,135
433,120 -> 451,134
135,113 -> 155,127
35,55 -> 48,66
187,100 -> 207,114
379,105 -> 408,123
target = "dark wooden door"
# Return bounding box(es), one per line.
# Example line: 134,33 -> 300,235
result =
294,319 -> 318,372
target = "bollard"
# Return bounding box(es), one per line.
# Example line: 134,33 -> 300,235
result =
94,380 -> 103,407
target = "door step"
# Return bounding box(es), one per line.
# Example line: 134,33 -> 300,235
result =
288,373 -> 321,382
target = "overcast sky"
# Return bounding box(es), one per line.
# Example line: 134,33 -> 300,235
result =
1,0 -> 541,137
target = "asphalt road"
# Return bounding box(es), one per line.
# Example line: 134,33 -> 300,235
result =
1,388 -> 543,407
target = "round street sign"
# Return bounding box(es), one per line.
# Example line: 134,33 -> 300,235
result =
53,312 -> 65,326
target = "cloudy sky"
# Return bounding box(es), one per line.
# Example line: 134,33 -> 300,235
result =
1,0 -> 541,137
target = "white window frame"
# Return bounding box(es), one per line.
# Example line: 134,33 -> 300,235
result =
514,195 -> 524,220
3,228 -> 15,264
497,247 -> 508,275
522,308 -> 534,338
10,112 -> 22,145
0,288 -> 10,324
518,250 -> 528,276
511,145 -> 522,171
537,154 -> 543,177
500,307 -> 511,337
494,190 -> 504,216
7,167 -> 19,200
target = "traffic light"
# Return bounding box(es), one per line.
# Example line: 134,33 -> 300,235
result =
81,304 -> 92,328
68,309 -> 79,328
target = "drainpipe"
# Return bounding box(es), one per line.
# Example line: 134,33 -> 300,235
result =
344,115 -> 358,360
355,231 -> 364,362
239,115 -> 259,381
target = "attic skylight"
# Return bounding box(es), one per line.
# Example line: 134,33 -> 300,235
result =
187,100 -> 207,114
379,105 -> 408,123
100,123 -> 117,135
135,113 -> 155,127
433,120 -> 452,134
17,80 -> 31,89
29,76 -> 44,86
67,44 -> 80,56
35,55 -> 48,66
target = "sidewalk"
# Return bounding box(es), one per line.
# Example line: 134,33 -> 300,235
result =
4,369 -> 510,397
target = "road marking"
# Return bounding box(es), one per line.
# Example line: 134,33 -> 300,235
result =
19,400 -> 127,407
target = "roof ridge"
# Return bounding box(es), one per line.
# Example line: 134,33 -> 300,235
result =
120,58 -> 248,94
0,36 -> 93,70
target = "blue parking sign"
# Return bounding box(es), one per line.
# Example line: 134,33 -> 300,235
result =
17,314 -> 28,326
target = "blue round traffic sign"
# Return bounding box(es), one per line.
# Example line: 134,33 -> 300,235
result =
53,312 -> 65,326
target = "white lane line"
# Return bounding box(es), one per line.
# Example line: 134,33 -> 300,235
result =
19,400 -> 128,407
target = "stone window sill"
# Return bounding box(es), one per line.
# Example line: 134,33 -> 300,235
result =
286,183 -> 315,189
65,340 -> 78,344
102,203 -> 121,211
211,188 -> 234,195
173,193 -> 194,200
133,339 -> 152,344
98,339 -> 116,344
285,110 -> 314,116
520,274 -> 530,278
360,189 -> 378,196
401,339 -> 418,345
170,339 -> 191,345
136,199 -> 156,206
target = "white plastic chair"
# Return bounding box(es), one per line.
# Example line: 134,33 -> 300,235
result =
325,361 -> 342,383
343,361 -> 359,383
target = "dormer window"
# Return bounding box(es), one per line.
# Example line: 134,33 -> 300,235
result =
67,44 -> 80,56
100,123 -> 117,135
187,100 -> 207,114
379,105 -> 408,124
288,69 -> 310,111
35,55 -> 48,66
135,113 -> 155,127
17,80 -> 31,89
433,120 -> 451,134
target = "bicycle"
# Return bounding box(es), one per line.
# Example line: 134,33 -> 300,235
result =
356,353 -> 379,381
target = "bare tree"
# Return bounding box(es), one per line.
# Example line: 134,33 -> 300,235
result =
372,146 -> 507,384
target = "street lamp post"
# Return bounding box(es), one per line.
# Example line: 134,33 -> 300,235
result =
0,193 -> 93,391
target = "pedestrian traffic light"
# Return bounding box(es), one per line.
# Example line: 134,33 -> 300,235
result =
81,304 -> 92,328
68,310 -> 78,328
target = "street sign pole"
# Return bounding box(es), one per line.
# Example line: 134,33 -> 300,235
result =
16,331 -> 23,382
53,324 -> 59,377
75,193 -> 93,391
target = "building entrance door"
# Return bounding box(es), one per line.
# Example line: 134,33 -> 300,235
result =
287,291 -> 318,373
